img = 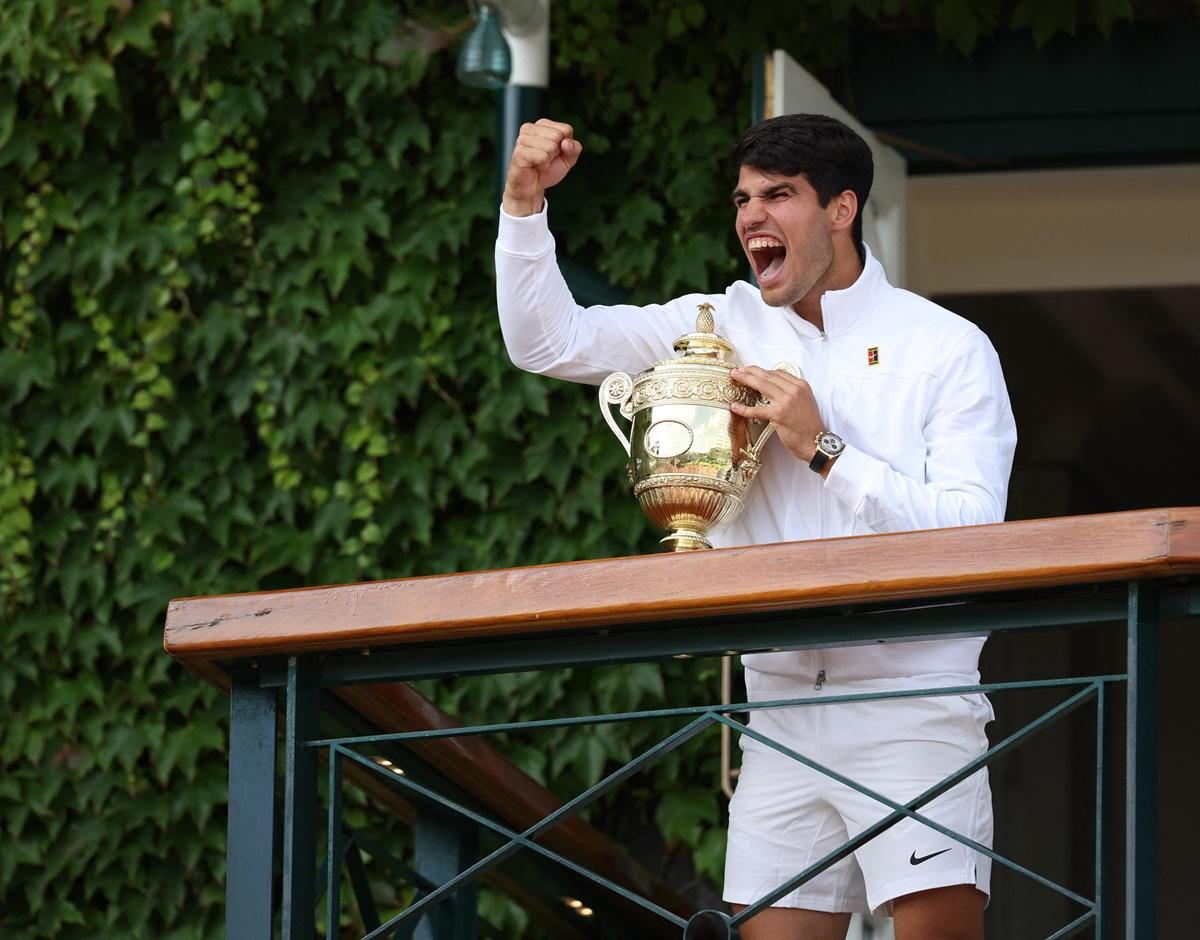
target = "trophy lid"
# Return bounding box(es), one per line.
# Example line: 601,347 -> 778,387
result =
669,303 -> 736,365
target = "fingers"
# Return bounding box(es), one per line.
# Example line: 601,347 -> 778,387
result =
730,365 -> 816,427
512,138 -> 559,170
731,365 -> 806,402
533,118 -> 582,163
560,136 -> 583,167
729,401 -> 772,421
516,119 -> 577,160
512,139 -> 580,169
533,118 -> 575,138
508,119 -> 584,197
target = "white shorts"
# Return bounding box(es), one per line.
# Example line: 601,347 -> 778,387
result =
723,676 -> 994,916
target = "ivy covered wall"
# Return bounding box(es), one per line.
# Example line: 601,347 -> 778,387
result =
0,1 -> 1135,936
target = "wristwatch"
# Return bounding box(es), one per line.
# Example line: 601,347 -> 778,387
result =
809,431 -> 845,473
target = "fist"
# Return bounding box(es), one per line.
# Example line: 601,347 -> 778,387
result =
502,119 -> 583,217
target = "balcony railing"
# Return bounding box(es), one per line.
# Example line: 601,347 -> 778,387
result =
164,506 -> 1200,939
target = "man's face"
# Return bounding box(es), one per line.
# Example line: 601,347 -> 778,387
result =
732,166 -> 835,310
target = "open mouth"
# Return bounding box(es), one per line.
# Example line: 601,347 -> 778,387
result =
747,235 -> 786,284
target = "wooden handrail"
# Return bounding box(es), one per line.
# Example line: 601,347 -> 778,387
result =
165,508 -> 1200,671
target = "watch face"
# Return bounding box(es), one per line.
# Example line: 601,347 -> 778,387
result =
818,432 -> 844,456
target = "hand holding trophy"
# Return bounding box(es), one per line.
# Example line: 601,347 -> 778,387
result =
599,303 -> 800,551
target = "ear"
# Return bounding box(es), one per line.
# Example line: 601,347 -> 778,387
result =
827,190 -> 858,234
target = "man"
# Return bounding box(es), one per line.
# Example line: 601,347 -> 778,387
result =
496,114 -> 1016,939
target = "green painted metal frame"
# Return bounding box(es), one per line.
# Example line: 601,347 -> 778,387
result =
315,826 -> 386,934
412,808 -> 479,940
282,657 -> 320,940
223,578 -> 1191,938
226,677 -> 277,938
314,678 -> 1103,939
256,584 -> 1197,689
1125,582 -> 1159,940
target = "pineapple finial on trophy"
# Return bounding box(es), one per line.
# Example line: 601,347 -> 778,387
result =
696,302 -> 715,334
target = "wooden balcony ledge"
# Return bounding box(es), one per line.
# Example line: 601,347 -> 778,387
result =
166,508 -> 1200,684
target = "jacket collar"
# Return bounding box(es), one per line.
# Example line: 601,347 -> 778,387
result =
782,243 -> 890,339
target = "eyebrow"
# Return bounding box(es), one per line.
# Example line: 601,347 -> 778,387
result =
731,181 -> 798,202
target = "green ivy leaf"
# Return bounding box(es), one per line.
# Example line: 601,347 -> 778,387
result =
654,787 -> 719,848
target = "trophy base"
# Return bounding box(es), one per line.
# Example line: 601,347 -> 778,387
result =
660,530 -> 713,552
635,474 -> 741,553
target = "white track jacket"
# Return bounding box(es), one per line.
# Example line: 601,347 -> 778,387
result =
495,204 -> 1017,689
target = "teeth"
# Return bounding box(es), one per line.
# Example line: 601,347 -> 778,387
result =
747,236 -> 784,250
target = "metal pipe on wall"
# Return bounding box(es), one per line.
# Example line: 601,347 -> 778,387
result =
494,0 -> 549,202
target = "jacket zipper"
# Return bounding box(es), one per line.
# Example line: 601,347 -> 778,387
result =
817,329 -> 830,538
814,329 -> 831,692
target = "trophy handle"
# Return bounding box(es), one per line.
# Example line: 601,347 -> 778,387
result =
745,360 -> 803,460
598,372 -> 634,455
772,360 -> 803,381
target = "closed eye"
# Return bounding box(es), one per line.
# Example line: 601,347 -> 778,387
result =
731,184 -> 797,208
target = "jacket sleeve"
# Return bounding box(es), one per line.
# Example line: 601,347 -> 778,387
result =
495,203 -> 693,384
823,329 -> 1017,532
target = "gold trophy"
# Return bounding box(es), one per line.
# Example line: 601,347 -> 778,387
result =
599,303 -> 799,551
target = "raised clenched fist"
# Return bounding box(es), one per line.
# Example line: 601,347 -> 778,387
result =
502,118 -> 583,217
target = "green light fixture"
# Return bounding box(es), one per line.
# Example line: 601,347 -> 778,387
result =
456,3 -> 511,90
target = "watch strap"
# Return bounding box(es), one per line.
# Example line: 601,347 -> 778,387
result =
809,431 -> 843,473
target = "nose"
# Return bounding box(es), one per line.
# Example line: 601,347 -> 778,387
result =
737,196 -> 768,230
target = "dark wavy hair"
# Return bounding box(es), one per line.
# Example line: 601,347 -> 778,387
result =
730,114 -> 874,260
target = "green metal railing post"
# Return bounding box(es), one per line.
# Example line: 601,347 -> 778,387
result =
1125,581 -> 1159,937
414,812 -> 480,940
1094,681 -> 1110,940
226,675 -> 277,940
325,746 -> 344,939
283,656 -> 320,940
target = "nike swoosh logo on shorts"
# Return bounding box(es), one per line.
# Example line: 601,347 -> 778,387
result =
909,848 -> 953,865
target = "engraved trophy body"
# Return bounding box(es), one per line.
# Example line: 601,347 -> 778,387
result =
599,304 -> 798,551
